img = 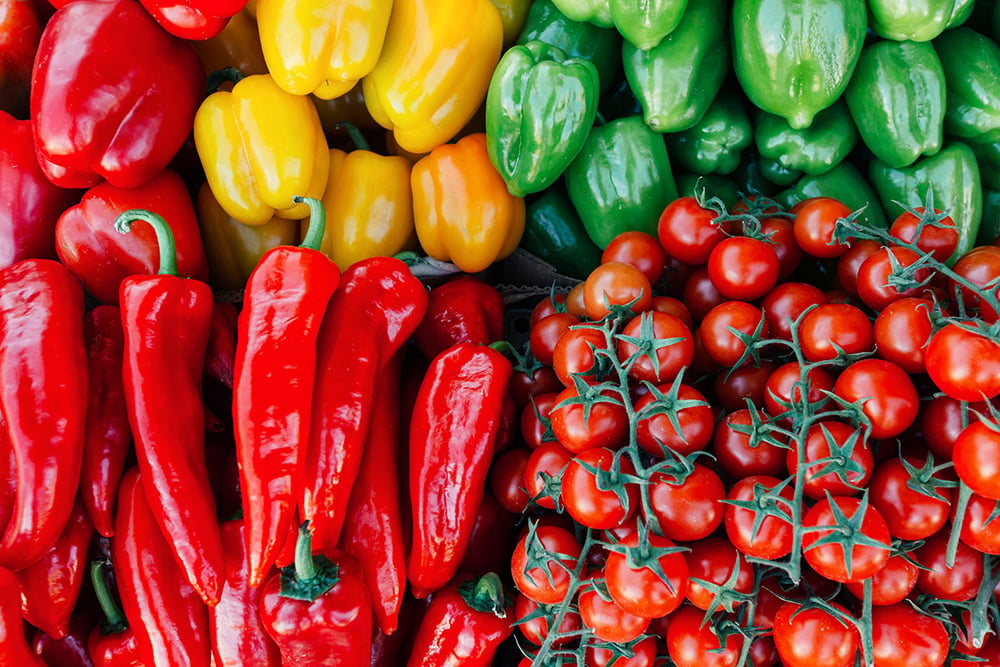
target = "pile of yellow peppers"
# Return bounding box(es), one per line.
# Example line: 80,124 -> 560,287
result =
192,0 -> 531,281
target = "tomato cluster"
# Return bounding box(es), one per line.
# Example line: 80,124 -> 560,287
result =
498,187 -> 1000,667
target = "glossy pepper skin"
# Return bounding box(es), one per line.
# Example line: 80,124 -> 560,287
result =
363,0 -> 503,154
412,133 -> 526,274
844,39 -> 945,169
869,141 -> 983,264
405,572 -> 514,667
138,0 -> 244,40
565,115 -> 678,249
0,567 -> 46,666
16,499 -> 93,640
623,0 -> 729,134
553,0 -> 612,27
408,343 -> 513,599
732,0 -> 866,129
233,197 -> 341,587
259,524 -> 372,667
55,169 -> 209,306
113,468 -> 211,667
0,0 -> 40,120
116,210 -> 224,607
868,0 -> 962,41
666,89 -> 753,176
0,259 -> 87,572
340,354 -> 406,635
0,111 -> 79,270
194,72 -> 330,226
754,99 -> 859,175
301,256 -> 428,552
776,161 -> 888,230
204,302 -> 238,391
412,276 -> 506,361
30,0 -> 205,190
521,181 -> 604,279
610,0 -> 687,49
88,561 -> 144,667
317,125 -> 416,269
0,428 -> 13,537
210,519 -> 281,667
936,27 -> 1000,144
492,0 -> 533,45
31,614 -> 95,667
485,40 -> 600,198
257,0 -> 390,99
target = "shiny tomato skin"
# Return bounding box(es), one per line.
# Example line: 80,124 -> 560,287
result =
649,295 -> 693,328
514,593 -> 582,646
585,634 -> 657,667
648,463 -> 725,542
952,489 -> 1000,554
761,217 -> 802,279
530,312 -> 578,367
833,359 -> 919,440
509,365 -> 563,412
577,572 -> 651,643
549,386 -> 628,453
869,602 -> 949,667
583,262 -> 653,321
836,239 -> 882,298
522,441 -> 573,511
952,419 -> 1000,500
561,447 -> 639,530
856,245 -> 933,312
713,360 -> 777,412
552,324 -> 609,387
764,361 -> 834,421
872,297 -> 934,374
706,236 -> 780,301
951,245 -> 1000,322
772,601 -> 859,667
712,408 -> 787,480
616,311 -> 694,385
684,537 -> 754,611
787,420 -> 873,500
602,231 -> 667,286
915,528 -> 984,602
798,302 -> 874,362
666,605 -> 744,667
868,456 -> 951,541
699,301 -> 768,368
925,323 -> 1000,401
682,266 -> 726,324
844,553 -> 919,606
634,382 -> 714,458
761,281 -> 827,341
521,392 -> 559,450
490,447 -> 531,514
889,207 -> 959,264
604,531 -> 689,619
658,196 -> 731,266
920,393 -> 984,459
792,196 -> 853,259
724,475 -> 794,560
801,495 -> 892,584
510,524 -> 582,605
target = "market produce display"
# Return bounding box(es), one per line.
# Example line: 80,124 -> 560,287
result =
3,0 -> 1000,665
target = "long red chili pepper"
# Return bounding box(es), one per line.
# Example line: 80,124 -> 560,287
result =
112,467 -> 211,667
0,258 -> 88,571
0,566 -> 47,665
87,561 -> 143,667
340,352 -> 406,636
233,196 -> 340,587
408,342 -> 513,599
301,256 -> 427,551
17,498 -> 94,639
115,208 -> 223,606
80,305 -> 131,539
210,518 -> 281,667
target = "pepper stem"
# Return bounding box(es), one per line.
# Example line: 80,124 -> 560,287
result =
458,572 -> 509,617
336,122 -> 371,152
90,561 -> 127,635
294,520 -> 317,581
205,67 -> 245,96
294,197 -> 327,252
113,209 -> 178,277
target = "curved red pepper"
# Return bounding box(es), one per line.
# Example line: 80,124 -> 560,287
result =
0,111 -> 79,270
31,614 -> 95,667
30,0 -> 205,189
116,209 -> 224,606
0,566 -> 47,665
0,259 -> 88,571
55,169 -> 209,306
0,423 -> 14,536
234,198 -> 340,587
259,523 -> 372,667
407,343 -> 513,599
210,519 -> 281,667
17,499 -> 94,639
301,256 -> 427,552
112,468 -> 211,667
204,302 -> 238,391
136,0 -> 245,41
80,306 -> 131,539
340,353 -> 406,636
411,275 -> 505,360
405,572 -> 514,667
87,561 -> 143,667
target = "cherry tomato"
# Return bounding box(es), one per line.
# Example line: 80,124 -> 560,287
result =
521,392 -> 558,450
684,537 -> 754,611
634,382 -> 714,458
801,495 -> 891,584
952,418 -> 1000,500
712,408 -> 787,480
549,386 -> 628,453
772,601 -> 859,667
835,239 -> 881,298
511,524 -> 582,605
952,489 -> 1000,554
586,634 -> 657,667
925,323 -> 1000,401
567,282 -> 588,317
856,245 -> 933,312
920,393 -> 985,459
530,312 -> 578,367
658,196 -> 731,265
763,361 -> 834,421
869,602 -> 950,667
682,266 -> 726,323
514,593 -> 582,646
868,456 -> 951,541
552,323 -> 609,387
951,245 -> 1000,322
699,301 -> 767,368
561,447 -> 639,530
798,302 -> 874,362
844,553 -> 919,606
760,281 -> 827,341
648,463 -> 725,542
583,262 -> 653,321
615,311 -> 694,384
604,530 -> 689,619
530,293 -> 568,329
792,196 -> 853,259
509,365 -> 563,412
724,475 -> 794,560
666,605 -> 744,667
953,635 -> 1000,667
523,441 -> 573,510
577,572 -> 651,643
889,207 -> 958,264
833,359 -> 919,439
760,217 -> 802,279
872,297 -> 934,374
706,236 -> 780,301
602,230 -> 667,285
490,447 -> 531,513
713,360 -> 777,412
649,295 -> 693,328
787,420 -> 873,499
915,528 -> 984,602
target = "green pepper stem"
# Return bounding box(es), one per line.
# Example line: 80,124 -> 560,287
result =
90,561 -> 127,633
205,67 -> 245,97
336,122 -> 371,152
294,197 -> 327,252
294,521 -> 317,581
113,209 -> 179,277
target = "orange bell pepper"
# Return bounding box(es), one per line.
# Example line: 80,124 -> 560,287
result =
411,133 -> 525,274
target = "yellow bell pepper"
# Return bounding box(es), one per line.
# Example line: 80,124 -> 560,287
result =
362,0 -> 503,155
316,125 -> 417,269
196,182 -> 301,291
411,133 -> 525,274
256,0 -> 392,100
191,8 -> 269,79
194,72 -> 330,225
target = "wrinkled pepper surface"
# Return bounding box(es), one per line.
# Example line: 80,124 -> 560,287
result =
935,26 -> 1000,144
754,99 -> 859,175
521,181 -> 604,279
666,89 -> 753,176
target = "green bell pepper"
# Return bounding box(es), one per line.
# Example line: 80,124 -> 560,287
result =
665,89 -> 752,176
599,74 -> 643,122
776,161 -> 888,230
732,0 -> 867,130
518,0 -> 623,96
610,0 -> 688,50
485,40 -> 600,198
935,27 -> 1000,144
868,0 -> 961,41
622,0 -> 729,133
980,187 -> 1000,245
843,39 -> 946,169
551,0 -> 613,27
757,155 -> 803,187
869,141 -> 983,263
754,99 -> 858,176
521,181 -> 604,278
970,140 -> 1000,190
564,115 -> 678,248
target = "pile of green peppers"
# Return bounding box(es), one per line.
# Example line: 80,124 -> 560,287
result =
485,0 -> 1000,278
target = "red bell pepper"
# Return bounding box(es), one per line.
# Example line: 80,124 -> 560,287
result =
259,523 -> 372,667
405,572 -> 514,667
16,499 -> 94,639
80,306 -> 131,539
137,0 -> 246,41
0,0 -> 40,119
30,0 -> 205,189
340,352 -> 406,636
0,566 -> 46,666
31,613 -> 96,667
234,197 -> 340,587
209,519 -> 281,667
87,561 -> 143,667
301,256 -> 427,552
408,343 -> 513,599
112,468 -> 211,667
0,259 -> 88,571
0,111 -> 79,270
411,275 -> 505,360
204,301 -> 239,390
116,209 -> 224,606
55,169 -> 208,306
